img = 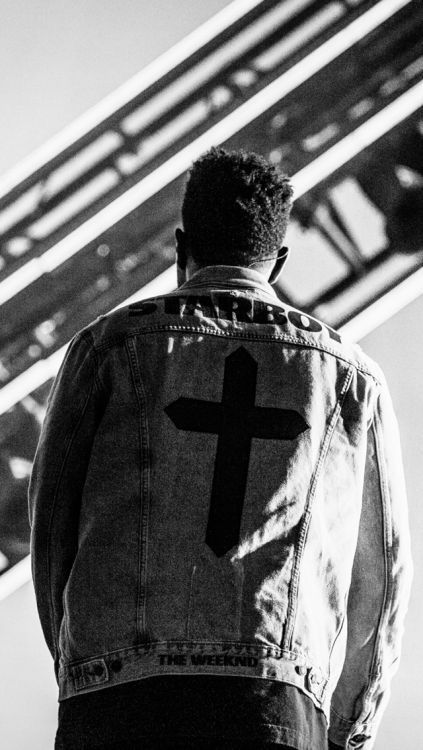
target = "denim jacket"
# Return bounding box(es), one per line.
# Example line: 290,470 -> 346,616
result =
29,265 -> 412,749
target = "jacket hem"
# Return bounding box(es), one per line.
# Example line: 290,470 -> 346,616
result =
58,639 -> 330,718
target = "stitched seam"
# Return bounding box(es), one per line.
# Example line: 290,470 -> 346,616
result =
186,564 -> 197,639
357,401 -> 393,714
126,339 -> 144,641
84,329 -> 106,395
283,366 -> 354,650
47,342 -> 95,658
126,337 -> 151,639
60,640 -> 302,668
330,403 -> 390,737
94,326 -> 380,385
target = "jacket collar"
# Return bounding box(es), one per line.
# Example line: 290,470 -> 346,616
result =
178,265 -> 278,300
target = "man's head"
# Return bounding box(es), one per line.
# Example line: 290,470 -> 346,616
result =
176,147 -> 293,285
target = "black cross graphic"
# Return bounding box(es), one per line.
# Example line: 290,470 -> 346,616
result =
165,347 -> 309,557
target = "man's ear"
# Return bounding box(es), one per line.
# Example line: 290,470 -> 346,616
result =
268,247 -> 289,285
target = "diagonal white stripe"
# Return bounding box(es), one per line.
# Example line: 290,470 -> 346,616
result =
0,0 -> 413,308
1,76 -> 423,417
0,0 -> 263,201
339,266 -> 423,342
0,555 -> 31,602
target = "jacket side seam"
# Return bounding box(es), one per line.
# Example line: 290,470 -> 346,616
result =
47,341 -> 96,659
283,366 -> 354,651
355,399 -> 393,718
126,337 -> 151,640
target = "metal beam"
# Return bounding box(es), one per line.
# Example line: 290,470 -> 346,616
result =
0,0 -> 413,308
0,0 -> 264,201
2,77 -> 423,415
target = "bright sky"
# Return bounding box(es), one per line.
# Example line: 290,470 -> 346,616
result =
0,0 -> 229,176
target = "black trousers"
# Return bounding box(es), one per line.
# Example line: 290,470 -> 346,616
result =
55,740 -> 297,750
55,675 -> 331,750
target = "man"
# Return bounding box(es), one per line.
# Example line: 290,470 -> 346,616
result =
29,147 -> 412,750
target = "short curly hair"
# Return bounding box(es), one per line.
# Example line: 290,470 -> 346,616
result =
181,147 -> 293,266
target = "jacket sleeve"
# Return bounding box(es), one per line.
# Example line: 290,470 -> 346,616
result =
28,331 -> 103,678
328,376 -> 413,749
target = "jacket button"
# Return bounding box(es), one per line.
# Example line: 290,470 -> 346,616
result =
309,667 -> 323,685
295,665 -> 307,676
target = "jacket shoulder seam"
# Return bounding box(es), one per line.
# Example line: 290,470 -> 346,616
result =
91,324 -> 381,385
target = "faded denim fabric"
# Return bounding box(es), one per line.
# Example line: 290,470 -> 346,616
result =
29,265 -> 413,750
